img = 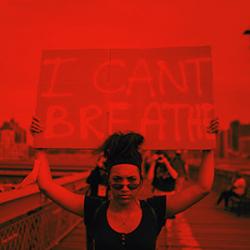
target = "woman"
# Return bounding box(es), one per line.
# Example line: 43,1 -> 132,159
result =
148,151 -> 178,195
31,117 -> 218,250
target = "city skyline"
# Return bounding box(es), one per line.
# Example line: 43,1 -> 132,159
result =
1,1 -> 250,133
1,118 -> 250,157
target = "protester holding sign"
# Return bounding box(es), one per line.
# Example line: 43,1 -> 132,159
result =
30,117 -> 218,250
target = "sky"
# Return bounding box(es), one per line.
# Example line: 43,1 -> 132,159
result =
0,0 -> 250,135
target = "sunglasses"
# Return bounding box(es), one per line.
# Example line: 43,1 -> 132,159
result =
111,183 -> 140,190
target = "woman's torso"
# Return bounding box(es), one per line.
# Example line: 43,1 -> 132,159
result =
84,196 -> 166,250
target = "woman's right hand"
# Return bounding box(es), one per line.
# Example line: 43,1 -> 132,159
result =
36,150 -> 53,188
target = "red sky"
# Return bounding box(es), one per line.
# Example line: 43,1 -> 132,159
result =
0,0 -> 250,134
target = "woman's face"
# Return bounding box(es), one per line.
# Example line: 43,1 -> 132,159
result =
109,164 -> 141,205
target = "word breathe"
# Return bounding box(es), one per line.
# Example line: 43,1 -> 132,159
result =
44,102 -> 214,142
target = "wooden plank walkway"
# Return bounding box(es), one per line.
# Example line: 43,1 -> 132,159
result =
53,184 -> 250,250
53,223 -> 86,250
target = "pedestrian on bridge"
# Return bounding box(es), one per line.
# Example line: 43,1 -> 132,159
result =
216,171 -> 247,209
30,117 -> 219,250
148,151 -> 178,196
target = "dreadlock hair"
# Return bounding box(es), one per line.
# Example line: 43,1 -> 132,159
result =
95,131 -> 144,179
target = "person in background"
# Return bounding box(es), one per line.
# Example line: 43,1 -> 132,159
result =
216,171 -> 247,210
148,151 -> 178,196
142,150 -> 153,176
86,154 -> 108,198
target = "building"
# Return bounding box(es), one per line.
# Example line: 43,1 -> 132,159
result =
230,120 -> 240,151
216,130 -> 230,158
9,119 -> 27,143
0,120 -> 28,160
239,124 -> 250,157
220,120 -> 250,158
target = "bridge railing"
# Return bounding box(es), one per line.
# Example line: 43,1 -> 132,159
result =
0,172 -> 89,250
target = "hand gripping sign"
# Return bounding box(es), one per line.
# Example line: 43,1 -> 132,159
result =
34,47 -> 215,149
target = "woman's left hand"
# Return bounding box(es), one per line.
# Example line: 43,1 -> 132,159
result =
207,118 -> 219,134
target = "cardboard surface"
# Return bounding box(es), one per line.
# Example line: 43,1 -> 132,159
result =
35,47 -> 215,149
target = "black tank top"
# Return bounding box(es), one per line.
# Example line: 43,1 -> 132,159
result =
84,196 -> 166,250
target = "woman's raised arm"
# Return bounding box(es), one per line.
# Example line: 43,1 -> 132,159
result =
36,151 -> 84,217
31,117 -> 84,217
166,119 -> 219,217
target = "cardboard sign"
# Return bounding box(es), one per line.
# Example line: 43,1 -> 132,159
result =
34,47 -> 215,149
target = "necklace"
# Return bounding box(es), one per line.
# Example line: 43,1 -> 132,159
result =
108,199 -> 142,238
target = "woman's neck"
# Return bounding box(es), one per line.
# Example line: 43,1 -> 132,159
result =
109,198 -> 139,212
